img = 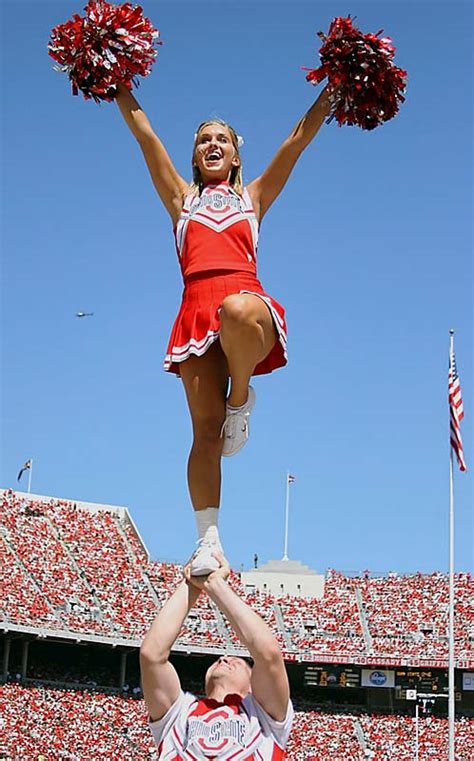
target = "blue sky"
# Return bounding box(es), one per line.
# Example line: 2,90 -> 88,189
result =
2,1 -> 472,575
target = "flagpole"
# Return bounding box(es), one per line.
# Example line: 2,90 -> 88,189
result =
27,459 -> 33,494
282,472 -> 290,561
415,701 -> 419,761
448,449 -> 455,760
448,330 -> 455,761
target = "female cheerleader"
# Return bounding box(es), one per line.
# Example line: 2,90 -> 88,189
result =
116,83 -> 334,574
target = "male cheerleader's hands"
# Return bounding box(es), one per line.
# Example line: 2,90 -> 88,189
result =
183,551 -> 231,591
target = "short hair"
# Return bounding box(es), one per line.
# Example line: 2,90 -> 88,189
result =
237,656 -> 254,669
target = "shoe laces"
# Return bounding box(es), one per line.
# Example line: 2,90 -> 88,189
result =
220,411 -> 249,440
195,532 -> 220,552
195,537 -> 211,554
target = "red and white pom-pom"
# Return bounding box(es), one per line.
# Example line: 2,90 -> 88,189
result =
48,0 -> 161,102
304,16 -> 407,130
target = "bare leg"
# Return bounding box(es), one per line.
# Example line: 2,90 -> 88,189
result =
180,341 -> 229,511
219,294 -> 277,407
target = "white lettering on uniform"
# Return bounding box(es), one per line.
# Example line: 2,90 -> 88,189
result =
191,192 -> 241,215
185,715 -> 246,751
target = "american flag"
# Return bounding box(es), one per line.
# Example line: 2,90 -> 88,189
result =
448,345 -> 467,472
288,473 -> 296,484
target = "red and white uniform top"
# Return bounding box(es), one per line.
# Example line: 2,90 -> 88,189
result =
174,181 -> 260,280
149,691 -> 294,760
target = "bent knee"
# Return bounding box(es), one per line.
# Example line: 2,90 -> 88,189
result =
192,414 -> 224,447
220,294 -> 255,326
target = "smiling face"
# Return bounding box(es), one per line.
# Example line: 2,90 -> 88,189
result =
204,655 -> 252,697
192,122 -> 241,187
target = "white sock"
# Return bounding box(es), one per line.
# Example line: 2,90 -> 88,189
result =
227,394 -> 249,412
195,507 -> 219,540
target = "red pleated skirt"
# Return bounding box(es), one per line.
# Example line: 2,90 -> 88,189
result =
164,270 -> 288,376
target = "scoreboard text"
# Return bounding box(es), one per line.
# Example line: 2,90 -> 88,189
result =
305,665 -> 360,688
304,666 -> 448,692
395,669 -> 447,693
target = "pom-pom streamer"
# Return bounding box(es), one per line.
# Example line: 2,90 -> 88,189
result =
304,16 -> 407,130
48,1 -> 161,102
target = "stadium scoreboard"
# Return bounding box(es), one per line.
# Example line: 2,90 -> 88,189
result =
304,666 -> 448,692
394,669 -> 447,693
304,665 -> 360,688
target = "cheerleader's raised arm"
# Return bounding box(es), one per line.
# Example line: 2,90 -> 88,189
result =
115,83 -> 188,224
247,85 -> 334,222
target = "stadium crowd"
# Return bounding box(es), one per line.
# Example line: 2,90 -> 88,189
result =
286,711 -> 363,758
1,684 -> 472,760
277,570 -> 366,655
361,572 -> 474,660
358,712 -> 473,761
1,491 -> 474,757
1,489 -> 473,663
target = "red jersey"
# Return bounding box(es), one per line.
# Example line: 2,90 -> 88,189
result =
149,691 -> 294,760
174,181 -> 259,280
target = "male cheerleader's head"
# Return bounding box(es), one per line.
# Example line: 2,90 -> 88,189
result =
204,654 -> 254,697
191,119 -> 244,194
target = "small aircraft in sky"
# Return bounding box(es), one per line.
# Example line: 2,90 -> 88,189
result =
75,312 -> 94,318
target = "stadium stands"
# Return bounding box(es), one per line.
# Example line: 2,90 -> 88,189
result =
1,489 -> 473,663
1,684 -> 472,760
286,711 -> 363,758
361,572 -> 474,660
1,490 -> 473,759
0,683 -> 154,760
0,492 -> 474,659
358,712 -> 473,761
277,570 -> 366,656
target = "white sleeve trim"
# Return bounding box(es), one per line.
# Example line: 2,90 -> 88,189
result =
148,690 -> 194,746
244,695 -> 294,748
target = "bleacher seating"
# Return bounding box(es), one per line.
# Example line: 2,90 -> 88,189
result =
1,490 -> 473,662
1,684 -> 472,760
358,712 -> 473,761
361,572 -> 474,660
277,570 -> 366,656
287,711 -> 363,758
1,491 -> 473,758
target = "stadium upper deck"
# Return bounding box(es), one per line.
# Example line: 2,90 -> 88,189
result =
1,489 -> 473,669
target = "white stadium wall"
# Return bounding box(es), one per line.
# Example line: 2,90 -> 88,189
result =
241,558 -> 325,598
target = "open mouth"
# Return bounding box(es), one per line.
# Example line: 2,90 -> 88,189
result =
205,152 -> 222,163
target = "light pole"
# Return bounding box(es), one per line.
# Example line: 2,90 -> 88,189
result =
414,692 -> 449,761
415,702 -> 419,761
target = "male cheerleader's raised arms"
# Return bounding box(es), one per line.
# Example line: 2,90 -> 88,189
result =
49,4 -> 407,576
140,552 -> 294,757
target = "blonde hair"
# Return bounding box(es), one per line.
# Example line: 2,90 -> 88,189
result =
190,119 -> 243,196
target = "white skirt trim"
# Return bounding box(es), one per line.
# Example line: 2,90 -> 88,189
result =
163,289 -> 287,370
163,330 -> 220,370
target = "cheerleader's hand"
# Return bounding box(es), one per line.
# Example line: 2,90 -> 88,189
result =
184,552 -> 231,591
320,82 -> 341,112
206,552 -> 231,584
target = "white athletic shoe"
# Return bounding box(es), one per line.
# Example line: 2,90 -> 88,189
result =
221,386 -> 256,457
190,528 -> 224,576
